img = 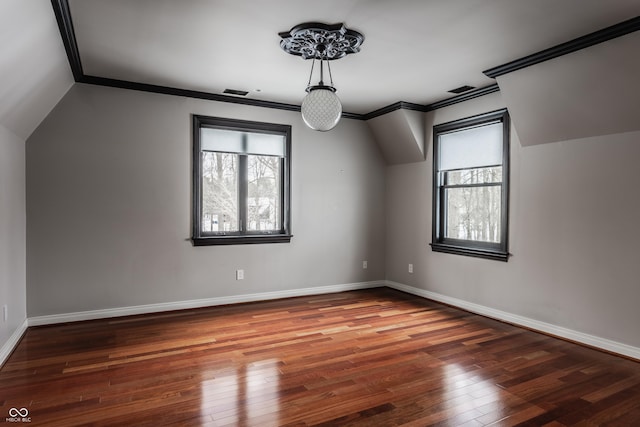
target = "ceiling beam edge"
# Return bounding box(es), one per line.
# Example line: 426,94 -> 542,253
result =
50,0 -> 83,81
425,84 -> 501,111
362,102 -> 427,121
483,16 -> 640,78
82,75 -> 308,113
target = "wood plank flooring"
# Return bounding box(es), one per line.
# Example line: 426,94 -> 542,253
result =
1,288 -> 639,426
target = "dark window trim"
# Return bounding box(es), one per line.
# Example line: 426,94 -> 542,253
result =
192,115 -> 292,246
192,234 -> 292,246
431,109 -> 510,262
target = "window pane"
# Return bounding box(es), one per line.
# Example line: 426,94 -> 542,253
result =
439,122 -> 503,171
447,166 -> 502,185
201,152 -> 238,232
445,185 -> 501,243
247,155 -> 281,231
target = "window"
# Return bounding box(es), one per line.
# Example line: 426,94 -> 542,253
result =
431,109 -> 510,261
192,115 -> 292,246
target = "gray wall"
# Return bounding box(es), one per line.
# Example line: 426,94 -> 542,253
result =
0,126 -> 26,347
386,92 -> 640,348
26,84 -> 386,316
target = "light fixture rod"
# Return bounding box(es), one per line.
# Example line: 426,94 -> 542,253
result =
307,58 -> 316,88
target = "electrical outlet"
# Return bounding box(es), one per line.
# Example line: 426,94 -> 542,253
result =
236,269 -> 244,280
3,305 -> 7,322
408,264 -> 413,274
363,260 -> 368,269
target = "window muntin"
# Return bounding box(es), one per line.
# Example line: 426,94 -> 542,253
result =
193,116 -> 291,246
432,110 -> 509,261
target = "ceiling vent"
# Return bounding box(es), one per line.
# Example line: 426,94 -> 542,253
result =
223,89 -> 249,96
448,85 -> 475,94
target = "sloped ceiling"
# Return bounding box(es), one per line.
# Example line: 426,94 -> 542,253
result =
0,0 -> 73,140
496,31 -> 640,146
367,109 -> 425,165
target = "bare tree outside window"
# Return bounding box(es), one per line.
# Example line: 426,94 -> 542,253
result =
247,155 -> 281,231
445,167 -> 502,243
202,152 -> 238,232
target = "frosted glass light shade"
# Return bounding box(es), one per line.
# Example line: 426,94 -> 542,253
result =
301,87 -> 342,131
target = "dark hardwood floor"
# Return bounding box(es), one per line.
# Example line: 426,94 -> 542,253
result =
1,288 -> 639,426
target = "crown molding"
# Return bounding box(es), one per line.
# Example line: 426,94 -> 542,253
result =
484,16 -> 640,79
425,84 -> 501,111
83,76 -> 372,120
362,101 -> 427,121
50,0 -> 83,80
81,75 -> 305,112
50,0 -> 497,120
360,84 -> 502,120
50,1 -> 637,120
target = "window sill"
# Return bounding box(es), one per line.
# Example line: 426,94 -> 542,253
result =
430,242 -> 509,262
192,234 -> 293,246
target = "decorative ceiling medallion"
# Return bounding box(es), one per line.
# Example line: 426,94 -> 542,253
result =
280,22 -> 364,131
279,22 -> 365,60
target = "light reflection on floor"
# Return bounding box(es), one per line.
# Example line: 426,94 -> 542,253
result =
201,359 -> 281,425
442,363 -> 503,425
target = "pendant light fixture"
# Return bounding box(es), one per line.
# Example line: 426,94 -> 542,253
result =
279,23 -> 364,131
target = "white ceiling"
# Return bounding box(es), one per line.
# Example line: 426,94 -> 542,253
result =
1,0 -> 72,139
68,0 -> 639,114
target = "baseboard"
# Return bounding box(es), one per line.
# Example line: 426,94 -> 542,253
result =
0,319 -> 29,368
16,279 -> 640,363
28,280 -> 386,327
385,280 -> 640,361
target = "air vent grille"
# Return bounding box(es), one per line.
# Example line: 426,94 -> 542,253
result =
223,89 -> 249,96
448,85 -> 475,94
